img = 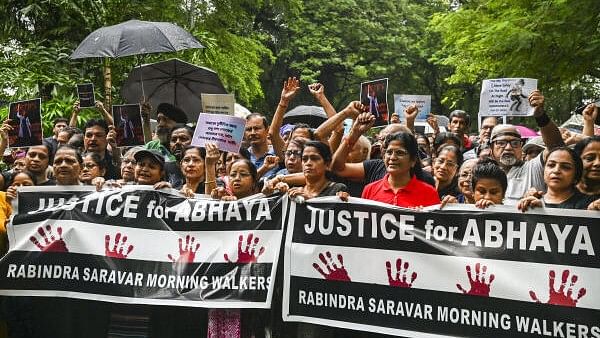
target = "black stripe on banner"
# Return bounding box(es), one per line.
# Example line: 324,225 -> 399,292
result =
1,251 -> 273,304
287,276 -> 600,338
292,203 -> 600,269
13,191 -> 283,232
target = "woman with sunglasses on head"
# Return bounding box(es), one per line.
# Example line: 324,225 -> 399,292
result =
362,132 -> 440,207
518,147 -> 600,211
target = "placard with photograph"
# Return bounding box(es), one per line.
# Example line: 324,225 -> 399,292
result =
77,83 -> 96,108
111,104 -> 144,147
360,78 -> 389,126
479,78 -> 538,116
7,98 -> 43,147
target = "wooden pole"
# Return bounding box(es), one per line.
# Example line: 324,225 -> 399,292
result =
103,57 -> 112,107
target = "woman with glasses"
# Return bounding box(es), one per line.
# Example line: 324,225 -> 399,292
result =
362,132 -> 440,207
518,147 -> 600,211
456,159 -> 478,204
275,138 -> 306,176
211,159 -> 260,201
433,145 -> 462,199
79,152 -> 106,185
177,145 -> 208,197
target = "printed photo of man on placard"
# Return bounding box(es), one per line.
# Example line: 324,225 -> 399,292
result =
112,104 -> 145,147
7,98 -> 43,147
360,78 -> 389,126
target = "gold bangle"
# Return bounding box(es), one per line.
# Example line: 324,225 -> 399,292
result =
205,180 -> 216,185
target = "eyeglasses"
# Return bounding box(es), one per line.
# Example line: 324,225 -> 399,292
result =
82,163 -> 98,169
433,158 -> 458,168
285,150 -> 302,158
459,171 -> 472,179
384,149 -> 409,158
230,171 -> 252,178
122,159 -> 137,165
493,139 -> 522,148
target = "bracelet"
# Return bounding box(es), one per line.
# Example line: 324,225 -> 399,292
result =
535,112 -> 551,128
205,180 -> 216,185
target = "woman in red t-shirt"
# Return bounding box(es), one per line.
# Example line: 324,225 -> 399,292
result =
362,131 -> 440,208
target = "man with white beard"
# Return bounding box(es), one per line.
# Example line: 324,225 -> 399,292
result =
490,90 -> 564,205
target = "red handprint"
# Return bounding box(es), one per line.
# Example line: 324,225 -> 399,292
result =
312,251 -> 351,282
168,235 -> 200,263
386,258 -> 417,288
456,263 -> 494,297
29,225 -> 68,252
529,269 -> 586,307
224,233 -> 265,264
104,233 -> 134,259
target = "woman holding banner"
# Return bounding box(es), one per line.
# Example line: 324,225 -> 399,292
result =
433,144 -> 462,199
574,136 -> 600,196
518,147 -> 600,211
362,131 -> 440,207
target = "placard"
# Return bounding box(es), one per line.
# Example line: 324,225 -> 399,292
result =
394,94 -> 431,121
192,113 -> 246,153
7,98 -> 43,147
479,78 -> 538,116
201,93 -> 235,115
77,83 -> 95,108
112,104 -> 145,147
360,79 -> 389,126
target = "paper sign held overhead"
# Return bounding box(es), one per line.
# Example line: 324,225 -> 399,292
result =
479,78 -> 538,116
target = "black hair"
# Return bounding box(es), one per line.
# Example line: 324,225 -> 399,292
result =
574,135 -> 600,158
238,148 -> 252,160
471,158 -> 507,194
55,145 -> 83,164
172,125 -> 194,137
291,123 -> 315,140
84,119 -> 109,135
246,113 -> 269,129
383,131 -> 423,177
82,152 -> 106,171
180,146 -> 207,162
53,118 -> 69,126
10,170 -> 37,186
303,141 -> 332,163
449,110 -> 471,126
230,158 -> 259,191
436,144 -> 464,169
286,138 -> 307,152
546,146 -> 583,186
433,132 -> 463,155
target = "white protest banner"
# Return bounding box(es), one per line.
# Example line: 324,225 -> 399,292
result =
283,197 -> 600,337
192,113 -> 246,153
201,93 -> 235,115
393,94 -> 431,121
1,186 -> 286,309
479,78 -> 538,116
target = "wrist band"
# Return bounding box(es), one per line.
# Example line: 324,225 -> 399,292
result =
205,180 -> 216,185
535,112 -> 550,128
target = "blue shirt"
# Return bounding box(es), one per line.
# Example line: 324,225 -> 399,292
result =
248,145 -> 278,178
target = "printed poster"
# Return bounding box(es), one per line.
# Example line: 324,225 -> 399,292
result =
479,78 -> 538,116
360,79 -> 389,126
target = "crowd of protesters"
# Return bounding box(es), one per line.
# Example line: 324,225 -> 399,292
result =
0,77 -> 599,337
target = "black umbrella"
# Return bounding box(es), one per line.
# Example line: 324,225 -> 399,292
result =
121,58 -> 227,122
283,105 -> 327,128
70,20 -> 204,59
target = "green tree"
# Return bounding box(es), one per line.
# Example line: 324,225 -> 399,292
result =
431,0 -> 600,121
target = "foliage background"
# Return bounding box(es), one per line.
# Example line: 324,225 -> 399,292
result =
1,0 -> 600,136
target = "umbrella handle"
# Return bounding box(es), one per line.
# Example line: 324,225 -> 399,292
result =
137,55 -> 146,100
